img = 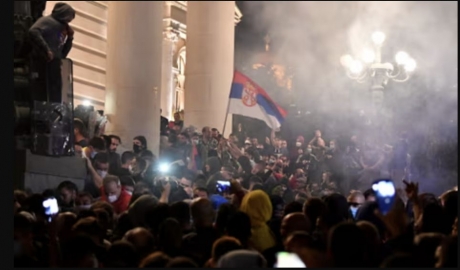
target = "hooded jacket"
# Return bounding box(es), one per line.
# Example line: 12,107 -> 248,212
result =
29,2 -> 75,59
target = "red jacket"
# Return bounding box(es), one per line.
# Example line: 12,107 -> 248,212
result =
100,187 -> 132,214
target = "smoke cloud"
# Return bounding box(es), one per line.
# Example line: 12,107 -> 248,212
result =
235,1 -> 458,193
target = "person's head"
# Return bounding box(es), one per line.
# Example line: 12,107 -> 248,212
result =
109,135 -> 121,152
226,211 -> 252,248
193,187 -> 208,199
217,250 -> 267,268
315,130 -> 322,138
166,257 -> 198,267
74,118 -> 86,138
202,126 -> 211,139
284,201 -> 304,216
435,235 -> 457,268
60,235 -> 99,267
105,240 -> 138,267
51,2 -> 76,24
281,140 -> 287,148
211,236 -> 242,267
251,137 -> 258,146
123,227 -> 155,261
281,213 -> 311,240
306,144 -> 313,153
72,216 -> 105,244
321,172 -> 331,183
240,190 -> 272,227
140,251 -> 171,268
190,198 -> 215,228
348,191 -> 365,218
363,188 -> 376,202
158,218 -> 182,252
179,173 -> 194,198
211,128 -> 219,138
303,198 -> 327,232
284,231 -> 314,253
228,133 -> 238,144
177,132 -> 189,145
173,112 -> 181,122
120,176 -> 135,195
133,136 -> 147,154
14,214 -> 34,256
88,137 -> 106,158
57,181 -> 78,206
103,175 -> 122,203
328,222 -> 367,267
170,201 -> 191,231
220,166 -> 234,180
121,151 -> 135,170
329,140 -> 337,150
413,233 -> 445,267
93,153 -> 109,179
76,192 -> 93,208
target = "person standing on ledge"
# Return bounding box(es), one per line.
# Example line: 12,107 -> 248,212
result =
29,2 -> 76,103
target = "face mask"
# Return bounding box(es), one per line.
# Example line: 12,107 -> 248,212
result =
133,144 -> 141,154
269,158 -> 276,164
244,140 -> 251,145
350,206 -> 359,218
78,205 -> 91,210
307,149 -> 312,153
128,165 -> 133,172
90,151 -> 97,159
296,142 -> 302,147
192,139 -> 199,145
108,195 -> 118,203
330,145 -> 335,150
97,170 -> 107,179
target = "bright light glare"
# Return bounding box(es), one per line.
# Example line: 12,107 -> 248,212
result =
404,58 -> 417,72
340,54 -> 353,67
395,51 -> 410,65
372,181 -> 395,197
82,100 -> 91,106
349,60 -> 363,74
361,48 -> 375,63
159,163 -> 169,173
372,31 -> 386,45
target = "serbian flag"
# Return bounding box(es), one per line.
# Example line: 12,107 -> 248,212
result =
228,71 -> 287,130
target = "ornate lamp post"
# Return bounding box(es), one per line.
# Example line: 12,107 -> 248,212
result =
340,31 -> 416,115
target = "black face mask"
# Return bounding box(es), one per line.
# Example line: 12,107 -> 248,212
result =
133,144 -> 141,154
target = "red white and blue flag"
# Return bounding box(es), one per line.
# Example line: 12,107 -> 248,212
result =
228,71 -> 287,130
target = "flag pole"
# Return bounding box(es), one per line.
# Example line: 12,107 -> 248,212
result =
222,70 -> 236,137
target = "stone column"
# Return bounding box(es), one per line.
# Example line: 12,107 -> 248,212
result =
104,1 -> 163,156
161,31 -> 177,121
184,1 -> 235,136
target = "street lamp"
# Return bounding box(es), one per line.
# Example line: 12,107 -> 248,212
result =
340,31 -> 416,85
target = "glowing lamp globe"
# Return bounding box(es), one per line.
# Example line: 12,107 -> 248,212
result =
404,58 -> 417,72
340,54 -> 353,67
395,51 -> 410,65
349,60 -> 364,74
362,48 -> 376,63
372,31 -> 386,45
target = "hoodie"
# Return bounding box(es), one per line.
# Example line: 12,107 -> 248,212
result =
29,2 -> 75,59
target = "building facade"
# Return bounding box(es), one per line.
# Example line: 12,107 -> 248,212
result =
43,1 -> 242,120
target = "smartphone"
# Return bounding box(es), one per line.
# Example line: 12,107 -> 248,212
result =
372,179 -> 396,215
275,252 -> 306,268
216,180 -> 231,194
42,198 -> 59,221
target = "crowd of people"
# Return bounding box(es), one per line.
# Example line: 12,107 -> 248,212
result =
13,115 -> 458,268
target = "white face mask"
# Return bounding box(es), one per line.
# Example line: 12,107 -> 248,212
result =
350,206 -> 359,218
296,142 -> 302,147
90,151 -> 97,159
97,170 -> 107,179
128,165 -> 133,172
192,139 -> 199,145
307,148 -> 312,153
108,195 -> 118,203
78,204 -> 91,210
